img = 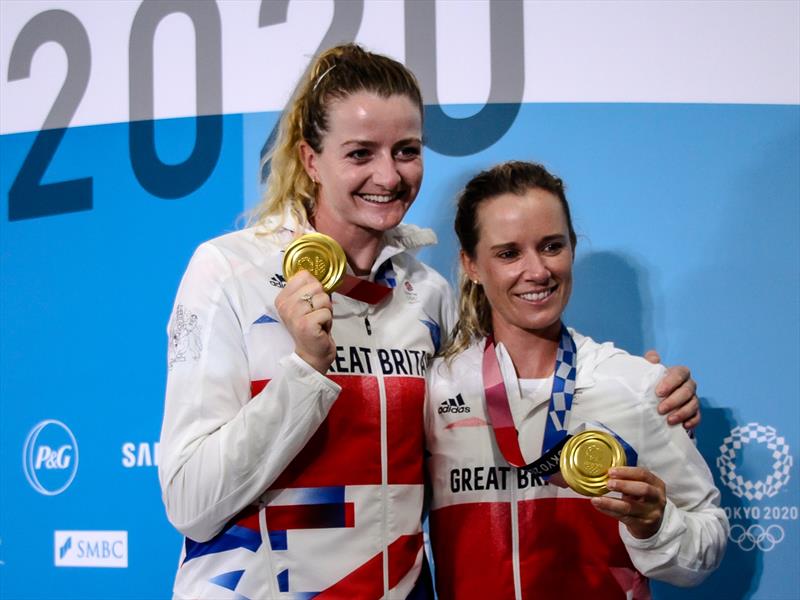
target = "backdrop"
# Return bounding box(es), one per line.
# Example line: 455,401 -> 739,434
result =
1,1 -> 798,598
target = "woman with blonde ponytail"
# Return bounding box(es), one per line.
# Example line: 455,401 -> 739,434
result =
252,44 -> 423,235
159,43 -> 446,599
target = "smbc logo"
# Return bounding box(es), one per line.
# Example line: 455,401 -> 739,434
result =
22,420 -> 79,496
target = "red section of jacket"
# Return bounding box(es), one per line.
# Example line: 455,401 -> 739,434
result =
316,533 -> 423,598
251,375 -> 426,489
385,377 -> 425,484
430,501 -> 516,600
431,498 -> 646,600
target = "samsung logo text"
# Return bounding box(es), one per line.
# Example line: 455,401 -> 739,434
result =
121,442 -> 159,468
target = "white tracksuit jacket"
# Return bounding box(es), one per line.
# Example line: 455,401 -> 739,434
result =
424,331 -> 728,600
158,219 -> 455,599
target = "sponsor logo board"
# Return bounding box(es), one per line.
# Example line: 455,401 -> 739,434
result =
54,531 -> 128,568
22,420 -> 79,496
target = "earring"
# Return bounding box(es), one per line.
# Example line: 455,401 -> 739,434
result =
472,280 -> 480,285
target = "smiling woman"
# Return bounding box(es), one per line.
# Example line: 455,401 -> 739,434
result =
462,188 -> 574,374
299,92 -> 423,275
157,44 -> 455,599
425,161 -> 728,600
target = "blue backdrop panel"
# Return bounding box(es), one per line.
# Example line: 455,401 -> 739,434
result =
409,102 -> 800,600
1,114 -> 246,599
2,98 -> 799,599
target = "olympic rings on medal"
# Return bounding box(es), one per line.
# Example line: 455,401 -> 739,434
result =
301,293 -> 314,311
728,524 -> 785,552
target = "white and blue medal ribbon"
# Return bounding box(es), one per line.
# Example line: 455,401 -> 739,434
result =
483,323 -> 637,478
572,421 -> 639,468
542,326 -> 577,454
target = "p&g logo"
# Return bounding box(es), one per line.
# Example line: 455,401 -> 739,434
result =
22,420 -> 79,496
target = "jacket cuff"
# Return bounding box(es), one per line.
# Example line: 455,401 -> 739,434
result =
284,352 -> 341,395
620,498 -> 684,550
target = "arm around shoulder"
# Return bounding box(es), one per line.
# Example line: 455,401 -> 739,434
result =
620,361 -> 728,586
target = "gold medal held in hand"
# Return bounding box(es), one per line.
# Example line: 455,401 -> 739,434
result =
282,232 -> 347,294
559,430 -> 627,497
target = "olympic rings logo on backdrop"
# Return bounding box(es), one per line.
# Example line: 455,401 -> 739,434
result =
717,422 -> 792,500
728,524 -> 785,552
22,420 -> 79,496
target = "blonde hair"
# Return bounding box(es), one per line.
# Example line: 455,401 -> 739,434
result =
444,271 -> 494,359
443,161 -> 577,360
251,44 -> 423,231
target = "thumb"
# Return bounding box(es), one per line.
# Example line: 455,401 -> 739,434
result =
644,350 -> 661,364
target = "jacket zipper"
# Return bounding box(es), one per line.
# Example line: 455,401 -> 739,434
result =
364,307 -> 388,596
378,364 -> 389,596
511,474 -> 522,600
259,505 -> 280,597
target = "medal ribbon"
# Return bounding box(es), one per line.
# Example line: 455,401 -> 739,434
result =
483,327 -> 639,475
335,275 -> 392,304
483,324 -> 577,475
334,258 -> 395,304
576,420 -> 639,468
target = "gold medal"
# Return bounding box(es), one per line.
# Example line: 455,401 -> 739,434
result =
282,232 -> 347,294
559,430 -> 626,497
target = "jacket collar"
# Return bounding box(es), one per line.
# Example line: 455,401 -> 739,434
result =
487,328 -> 623,396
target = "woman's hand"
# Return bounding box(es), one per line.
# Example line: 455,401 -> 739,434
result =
591,466 -> 667,540
645,351 -> 700,429
275,270 -> 335,374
